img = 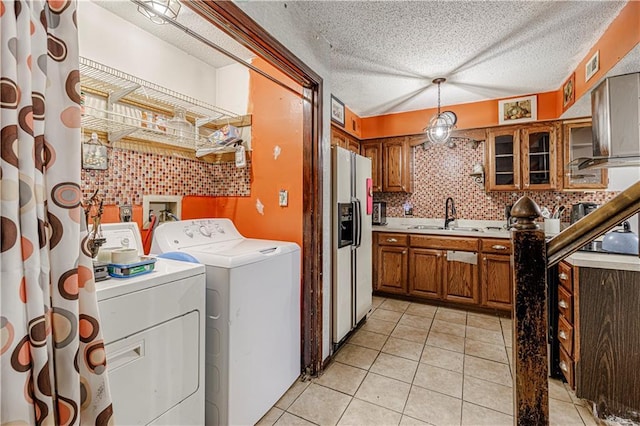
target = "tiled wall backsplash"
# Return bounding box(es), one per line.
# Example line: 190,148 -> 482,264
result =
374,141 -> 617,223
81,147 -> 251,205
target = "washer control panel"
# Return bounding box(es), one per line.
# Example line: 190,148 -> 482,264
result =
152,219 -> 243,251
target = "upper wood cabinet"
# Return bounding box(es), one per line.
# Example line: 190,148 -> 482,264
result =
562,120 -> 608,190
331,125 -> 360,154
361,142 -> 383,193
485,122 -> 560,191
361,136 -> 412,193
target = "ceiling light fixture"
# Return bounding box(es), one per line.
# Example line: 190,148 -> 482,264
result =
137,0 -> 181,24
425,78 -> 457,146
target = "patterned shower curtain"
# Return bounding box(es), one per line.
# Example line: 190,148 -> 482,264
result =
1,1 -> 113,424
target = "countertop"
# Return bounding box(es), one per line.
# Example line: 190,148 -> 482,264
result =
372,218 -> 511,238
373,217 -> 640,271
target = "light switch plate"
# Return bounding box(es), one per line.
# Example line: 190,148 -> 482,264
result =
279,190 -> 288,207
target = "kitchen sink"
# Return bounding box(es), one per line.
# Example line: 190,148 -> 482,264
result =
408,225 -> 446,230
448,227 -> 483,232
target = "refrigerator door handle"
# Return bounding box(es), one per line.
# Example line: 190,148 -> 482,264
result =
353,199 -> 362,248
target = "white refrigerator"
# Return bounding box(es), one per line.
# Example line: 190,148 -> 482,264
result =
332,146 -> 373,346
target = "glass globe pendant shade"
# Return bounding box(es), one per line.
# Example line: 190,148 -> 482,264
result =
424,78 -> 456,145
138,0 -> 181,24
426,113 -> 453,145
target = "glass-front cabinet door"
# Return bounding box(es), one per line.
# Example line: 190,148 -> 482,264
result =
486,127 -> 520,190
521,123 -> 558,190
563,120 -> 608,190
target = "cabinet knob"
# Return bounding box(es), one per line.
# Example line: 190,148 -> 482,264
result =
387,238 -> 398,243
402,250 -> 407,254
558,300 -> 569,309
559,330 -> 568,340
560,361 -> 568,372
559,273 -> 568,281
483,257 -> 487,261
491,245 -> 507,250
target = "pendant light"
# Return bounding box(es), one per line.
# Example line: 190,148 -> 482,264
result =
425,78 -> 457,145
137,0 -> 181,24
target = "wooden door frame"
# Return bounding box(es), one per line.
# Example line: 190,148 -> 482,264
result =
186,1 -> 324,375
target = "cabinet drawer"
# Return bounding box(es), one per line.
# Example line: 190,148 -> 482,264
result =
558,261 -> 573,291
559,346 -> 575,389
377,233 -> 408,246
558,315 -> 574,357
480,238 -> 512,254
557,285 -> 573,322
410,235 -> 478,251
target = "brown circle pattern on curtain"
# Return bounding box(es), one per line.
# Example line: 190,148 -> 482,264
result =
1,1 -> 113,424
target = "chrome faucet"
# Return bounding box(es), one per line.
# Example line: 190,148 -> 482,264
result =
444,197 -> 457,229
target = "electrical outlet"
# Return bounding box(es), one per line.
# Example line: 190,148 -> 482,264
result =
119,205 -> 132,222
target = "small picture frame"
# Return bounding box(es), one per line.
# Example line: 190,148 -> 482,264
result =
331,95 -> 345,127
82,143 -> 108,170
498,95 -> 537,125
562,73 -> 575,111
585,50 -> 599,82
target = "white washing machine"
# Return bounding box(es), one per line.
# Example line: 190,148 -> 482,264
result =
151,219 -> 301,426
97,223 -> 206,425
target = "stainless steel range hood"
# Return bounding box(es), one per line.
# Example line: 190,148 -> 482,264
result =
574,72 -> 640,170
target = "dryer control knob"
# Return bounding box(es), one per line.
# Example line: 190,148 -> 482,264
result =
199,226 -> 211,237
184,229 -> 194,238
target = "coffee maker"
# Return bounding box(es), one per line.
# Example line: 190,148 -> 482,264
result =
570,202 -> 599,224
372,201 -> 387,225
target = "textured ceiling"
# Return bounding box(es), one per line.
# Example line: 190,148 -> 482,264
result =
286,0 -> 629,117
94,0 -> 632,118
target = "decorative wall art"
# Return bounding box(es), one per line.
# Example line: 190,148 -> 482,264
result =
331,95 -> 345,127
563,73 -> 576,111
585,50 -> 600,82
498,95 -> 537,125
82,141 -> 108,170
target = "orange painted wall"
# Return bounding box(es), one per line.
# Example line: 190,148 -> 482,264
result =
342,106 -> 362,138
359,2 -> 638,139
361,91 -> 559,138
573,1 -> 639,104
194,58 -> 304,248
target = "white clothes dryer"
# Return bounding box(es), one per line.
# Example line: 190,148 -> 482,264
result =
151,219 -> 301,426
97,223 -> 206,425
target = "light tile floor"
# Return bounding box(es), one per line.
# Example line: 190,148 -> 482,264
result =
258,296 -> 600,426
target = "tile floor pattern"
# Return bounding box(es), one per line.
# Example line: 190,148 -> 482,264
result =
258,297 -> 599,426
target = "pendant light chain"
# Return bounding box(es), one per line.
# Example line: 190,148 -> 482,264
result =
437,81 -> 441,115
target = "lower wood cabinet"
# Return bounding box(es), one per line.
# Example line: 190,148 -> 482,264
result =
575,266 -> 640,421
408,248 -> 442,299
480,239 -> 513,310
375,233 -> 408,295
443,256 -> 479,305
374,232 -> 512,311
378,245 -> 407,294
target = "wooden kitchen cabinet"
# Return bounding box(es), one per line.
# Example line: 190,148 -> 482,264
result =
556,260 -> 576,389
408,248 -> 442,299
361,142 -> 383,192
374,232 -> 512,311
562,120 -> 608,190
485,122 -> 560,191
331,125 -> 360,153
443,255 -> 479,305
410,235 -> 479,306
480,239 -> 513,310
575,266 -> 640,421
374,233 -> 408,294
361,136 -> 412,193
